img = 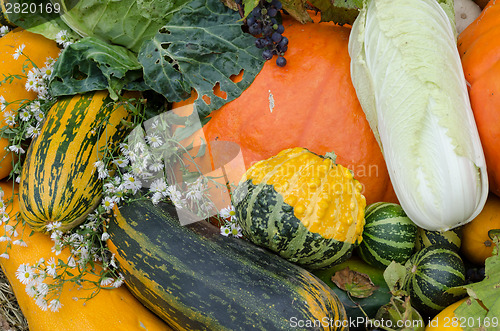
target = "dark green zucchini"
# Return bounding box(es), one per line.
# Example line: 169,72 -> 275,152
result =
107,198 -> 348,331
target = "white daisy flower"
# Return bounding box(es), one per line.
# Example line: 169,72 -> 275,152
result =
3,111 -> 16,126
36,282 -> 49,297
100,277 -> 114,287
220,205 -> 237,220
55,30 -> 72,48
46,221 -> 62,232
26,124 -> 41,139
112,158 -> 129,168
40,65 -> 54,80
36,297 -> 48,311
0,26 -> 9,37
12,44 -> 25,60
8,145 -> 25,154
101,232 -> 110,241
48,299 -> 62,312
25,283 -> 37,298
149,178 -> 168,193
19,109 -> 31,121
122,173 -> 142,194
16,264 -> 34,285
230,224 -> 243,238
101,196 -> 116,212
0,95 -> 6,111
32,110 -> 45,122
46,257 -> 57,277
146,133 -> 163,148
13,239 -> 28,247
220,225 -> 231,237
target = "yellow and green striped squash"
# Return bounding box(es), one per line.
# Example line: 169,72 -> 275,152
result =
19,91 -> 132,232
234,147 -> 367,270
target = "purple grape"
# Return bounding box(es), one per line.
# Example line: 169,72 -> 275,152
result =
262,49 -> 273,60
271,32 -> 282,43
276,56 -> 286,67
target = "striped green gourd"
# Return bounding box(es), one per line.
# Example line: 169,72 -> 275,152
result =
357,202 -> 417,269
404,245 -> 466,316
233,147 -> 366,270
107,197 -> 348,330
19,91 -> 133,232
415,227 -> 462,252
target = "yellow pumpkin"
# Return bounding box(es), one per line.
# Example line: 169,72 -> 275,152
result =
0,28 -> 60,180
0,181 -> 172,330
425,298 -> 469,330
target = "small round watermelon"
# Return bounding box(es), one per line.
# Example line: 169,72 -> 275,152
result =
415,227 -> 462,252
357,202 -> 417,269
404,245 -> 466,316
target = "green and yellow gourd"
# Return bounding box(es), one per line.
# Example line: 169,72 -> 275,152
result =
19,91 -> 132,232
234,147 -> 366,269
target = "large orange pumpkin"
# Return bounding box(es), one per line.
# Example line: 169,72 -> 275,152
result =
173,13 -> 397,206
458,0 -> 500,197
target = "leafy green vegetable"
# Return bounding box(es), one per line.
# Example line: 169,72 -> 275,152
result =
53,0 -> 192,52
138,0 -> 264,118
454,238 -> 500,330
49,37 -> 148,99
348,0 -> 488,232
309,0 -> 363,25
1,0 -> 79,40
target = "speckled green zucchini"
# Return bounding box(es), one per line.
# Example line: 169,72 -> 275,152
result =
107,198 -> 348,331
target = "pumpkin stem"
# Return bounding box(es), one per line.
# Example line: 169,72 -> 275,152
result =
324,151 -> 337,163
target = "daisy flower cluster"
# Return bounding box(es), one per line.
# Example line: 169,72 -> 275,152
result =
14,215 -> 124,312
0,29 -> 76,184
0,186 -> 29,259
219,205 -> 243,238
96,111 -> 223,221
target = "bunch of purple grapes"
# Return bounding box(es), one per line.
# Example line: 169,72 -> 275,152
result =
236,0 -> 288,67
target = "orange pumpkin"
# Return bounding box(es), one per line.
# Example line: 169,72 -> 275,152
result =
458,0 -> 500,197
461,193 -> 500,265
0,28 -> 61,180
173,13 -> 398,206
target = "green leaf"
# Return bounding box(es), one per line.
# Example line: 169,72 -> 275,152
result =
383,261 -> 408,297
309,0 -> 363,25
280,0 -> 313,23
454,251 -> 500,330
49,37 -> 149,98
331,266 -> 379,298
138,0 -> 265,119
53,0 -> 192,53
243,0 -> 260,18
3,0 -> 80,41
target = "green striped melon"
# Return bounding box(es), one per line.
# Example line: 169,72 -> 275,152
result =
357,202 -> 417,269
107,197 -> 348,330
19,91 -> 133,232
233,147 -> 366,270
404,245 -> 466,316
415,227 -> 462,252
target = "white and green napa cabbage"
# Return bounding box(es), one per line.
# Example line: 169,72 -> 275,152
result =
348,0 -> 488,231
